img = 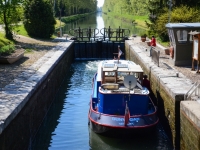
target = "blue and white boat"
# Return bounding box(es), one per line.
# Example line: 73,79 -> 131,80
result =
88,59 -> 159,133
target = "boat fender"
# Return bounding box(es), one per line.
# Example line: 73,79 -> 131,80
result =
95,106 -> 98,111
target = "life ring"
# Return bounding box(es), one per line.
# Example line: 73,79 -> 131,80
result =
169,46 -> 174,58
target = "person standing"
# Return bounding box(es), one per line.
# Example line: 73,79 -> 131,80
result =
150,36 -> 156,47
142,75 -> 150,90
150,36 -> 156,56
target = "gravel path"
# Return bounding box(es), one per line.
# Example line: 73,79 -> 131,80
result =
0,35 -> 59,88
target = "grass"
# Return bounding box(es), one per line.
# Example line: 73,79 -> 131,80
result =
0,19 -> 64,50
12,19 -> 64,38
0,32 -> 14,50
13,25 -> 29,37
105,12 -> 149,29
55,19 -> 65,29
24,48 -> 33,53
104,11 -> 168,47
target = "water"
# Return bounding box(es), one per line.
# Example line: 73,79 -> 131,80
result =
61,12 -> 145,37
31,60 -> 173,150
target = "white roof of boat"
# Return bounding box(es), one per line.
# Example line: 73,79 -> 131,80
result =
101,60 -> 143,72
97,60 -> 143,81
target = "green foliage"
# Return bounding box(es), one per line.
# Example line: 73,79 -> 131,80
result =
25,48 -> 33,53
0,30 -> 16,55
23,0 -> 56,38
61,13 -> 91,23
12,19 -> 62,38
140,32 -> 147,37
171,5 -> 200,22
0,33 -> 13,47
103,0 -> 149,16
0,0 -> 23,39
0,45 -> 15,55
13,25 -> 29,37
155,6 -> 200,42
53,0 -> 97,17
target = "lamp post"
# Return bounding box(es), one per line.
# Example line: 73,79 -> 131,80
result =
167,0 -> 173,23
59,8 -> 62,37
53,0 -> 56,16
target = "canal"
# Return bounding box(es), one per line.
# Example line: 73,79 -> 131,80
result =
31,12 -> 174,149
31,61 -> 173,150
60,12 -> 146,37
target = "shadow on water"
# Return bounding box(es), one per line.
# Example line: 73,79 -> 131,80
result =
30,67 -> 75,149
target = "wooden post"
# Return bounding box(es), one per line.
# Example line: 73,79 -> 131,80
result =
190,32 -> 200,73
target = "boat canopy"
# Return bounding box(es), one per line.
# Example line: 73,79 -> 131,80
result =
97,60 -> 144,84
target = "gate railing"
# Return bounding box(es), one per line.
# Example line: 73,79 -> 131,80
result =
69,26 -> 130,42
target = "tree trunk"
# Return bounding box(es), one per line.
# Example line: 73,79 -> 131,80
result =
3,11 -> 12,39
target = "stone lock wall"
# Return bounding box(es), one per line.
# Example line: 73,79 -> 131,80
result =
180,102 -> 200,150
125,41 -> 182,149
0,43 -> 74,150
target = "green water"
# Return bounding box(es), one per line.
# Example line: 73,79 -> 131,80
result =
60,12 -> 145,38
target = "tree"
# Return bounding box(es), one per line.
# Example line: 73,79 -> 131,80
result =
155,5 -> 200,41
23,0 -> 56,38
0,0 -> 23,39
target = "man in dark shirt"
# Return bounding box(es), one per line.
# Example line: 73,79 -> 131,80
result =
142,75 -> 150,90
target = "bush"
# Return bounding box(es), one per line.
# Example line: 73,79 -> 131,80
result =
0,45 -> 15,55
23,0 -> 56,38
155,5 -> 200,42
0,33 -> 15,55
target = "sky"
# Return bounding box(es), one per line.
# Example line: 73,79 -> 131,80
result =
97,0 -> 104,7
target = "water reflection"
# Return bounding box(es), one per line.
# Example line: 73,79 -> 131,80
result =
31,61 -> 173,150
61,12 -> 146,37
89,124 -> 173,150
96,12 -> 104,29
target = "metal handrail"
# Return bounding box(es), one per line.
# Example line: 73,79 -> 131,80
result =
184,82 -> 200,100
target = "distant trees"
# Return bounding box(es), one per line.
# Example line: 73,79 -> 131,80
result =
155,5 -> 200,41
146,0 -> 200,41
102,0 -> 200,41
103,0 -> 149,15
52,0 -> 97,17
0,0 -> 97,40
23,0 -> 56,38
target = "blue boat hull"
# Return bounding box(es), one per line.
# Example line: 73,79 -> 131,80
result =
88,98 -> 159,133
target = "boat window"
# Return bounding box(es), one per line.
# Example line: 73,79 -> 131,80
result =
105,72 -> 115,76
118,72 -> 127,76
177,30 -> 187,43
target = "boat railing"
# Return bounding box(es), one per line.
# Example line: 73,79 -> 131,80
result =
100,84 -> 143,94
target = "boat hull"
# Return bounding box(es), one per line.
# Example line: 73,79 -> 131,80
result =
88,107 -> 159,134
89,120 -> 158,135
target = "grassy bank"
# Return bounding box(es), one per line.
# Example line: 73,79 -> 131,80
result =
104,12 -> 149,29
0,19 -> 64,47
104,12 -> 169,47
61,12 -> 94,23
